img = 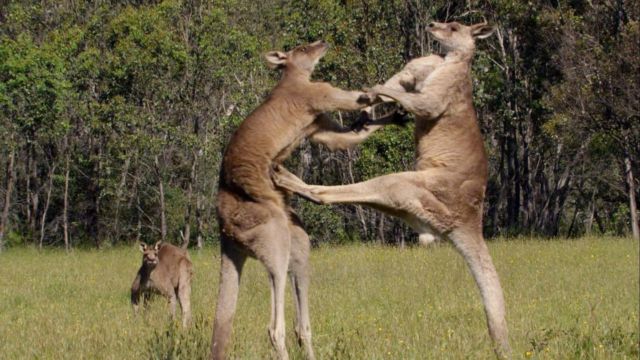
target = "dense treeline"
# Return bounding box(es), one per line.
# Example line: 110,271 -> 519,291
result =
0,0 -> 638,250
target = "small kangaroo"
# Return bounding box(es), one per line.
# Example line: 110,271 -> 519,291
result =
131,241 -> 193,328
212,40 -> 408,360
272,22 -> 511,359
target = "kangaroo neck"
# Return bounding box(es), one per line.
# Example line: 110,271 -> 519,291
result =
444,49 -> 474,64
280,66 -> 311,83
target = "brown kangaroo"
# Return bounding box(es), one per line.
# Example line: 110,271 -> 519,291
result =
272,22 -> 511,359
212,40 -> 407,360
131,241 -> 193,328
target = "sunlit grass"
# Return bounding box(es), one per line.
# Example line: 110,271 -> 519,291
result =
0,237 -> 637,359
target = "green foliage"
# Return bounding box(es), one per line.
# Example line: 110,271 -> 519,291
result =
356,124 -> 415,178
297,201 -> 351,245
3,230 -> 26,248
0,0 -> 637,247
0,33 -> 70,138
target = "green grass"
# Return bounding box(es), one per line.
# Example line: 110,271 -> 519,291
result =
0,237 -> 638,359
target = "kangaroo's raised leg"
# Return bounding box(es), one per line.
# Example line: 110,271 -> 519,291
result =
272,166 -> 320,203
273,165 -> 451,224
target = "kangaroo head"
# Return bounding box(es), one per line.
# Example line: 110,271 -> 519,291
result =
427,21 -> 495,55
264,40 -> 329,75
139,241 -> 162,268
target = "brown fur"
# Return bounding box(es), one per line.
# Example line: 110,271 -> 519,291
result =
212,40 -> 402,360
272,22 -> 511,359
131,241 -> 193,327
380,55 -> 445,94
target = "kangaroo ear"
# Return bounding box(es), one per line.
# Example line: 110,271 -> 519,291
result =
139,242 -> 147,252
153,241 -> 162,251
471,23 -> 496,39
264,51 -> 288,69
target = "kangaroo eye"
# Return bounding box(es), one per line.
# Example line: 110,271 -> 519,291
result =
451,26 -> 458,32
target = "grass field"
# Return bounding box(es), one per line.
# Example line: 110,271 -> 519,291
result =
0,237 -> 638,359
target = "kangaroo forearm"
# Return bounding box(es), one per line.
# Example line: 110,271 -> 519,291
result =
374,88 -> 423,113
332,90 -> 368,111
131,288 -> 141,304
310,108 -> 408,150
313,85 -> 369,112
374,87 -> 444,117
131,273 -> 142,304
311,124 -> 383,150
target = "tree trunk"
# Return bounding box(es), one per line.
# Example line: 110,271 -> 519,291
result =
567,202 -> 580,237
182,153 -> 197,249
593,209 -> 606,234
129,162 -> 142,244
89,146 -> 102,248
624,148 -> 639,240
0,150 -> 16,252
182,203 -> 191,248
135,193 -> 142,243
63,153 -> 70,251
585,190 -> 596,235
39,164 -> 56,249
377,216 -> 386,244
112,157 -> 130,244
195,191 -> 204,249
537,142 -> 587,236
25,153 -> 31,236
345,148 -> 368,239
155,155 -> 167,242
159,177 -> 167,242
28,148 -> 39,241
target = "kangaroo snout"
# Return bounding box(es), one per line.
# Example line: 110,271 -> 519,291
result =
426,22 -> 444,32
426,22 -> 439,34
312,39 -> 329,49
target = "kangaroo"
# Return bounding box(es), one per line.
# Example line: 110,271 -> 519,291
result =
131,241 -> 193,328
212,40 -> 408,360
271,22 -> 511,359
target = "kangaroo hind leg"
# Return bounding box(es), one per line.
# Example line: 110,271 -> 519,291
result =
448,228 -> 511,359
211,241 -> 247,360
288,214 -> 315,360
177,261 -> 192,328
251,213 -> 292,360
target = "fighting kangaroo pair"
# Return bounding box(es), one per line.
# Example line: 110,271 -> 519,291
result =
214,21 -> 511,360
